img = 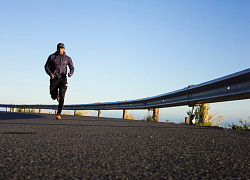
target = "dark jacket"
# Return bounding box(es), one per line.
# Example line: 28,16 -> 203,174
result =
45,51 -> 74,79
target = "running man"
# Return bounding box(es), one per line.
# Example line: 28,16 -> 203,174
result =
45,43 -> 74,119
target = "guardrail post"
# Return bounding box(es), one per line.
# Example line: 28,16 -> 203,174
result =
199,103 -> 209,124
98,110 -> 102,117
123,109 -> 128,119
153,108 -> 159,122
185,117 -> 190,124
74,110 -> 78,115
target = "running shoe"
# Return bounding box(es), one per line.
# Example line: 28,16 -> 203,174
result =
56,114 -> 61,119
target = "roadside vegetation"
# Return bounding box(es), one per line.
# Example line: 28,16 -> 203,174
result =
187,106 -> 225,126
227,118 -> 250,131
16,108 -> 36,113
139,114 -> 157,122
187,106 -> 249,131
74,110 -> 90,116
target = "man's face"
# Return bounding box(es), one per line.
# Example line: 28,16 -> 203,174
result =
57,47 -> 65,55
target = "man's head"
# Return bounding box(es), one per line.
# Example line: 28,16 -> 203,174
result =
57,43 -> 65,55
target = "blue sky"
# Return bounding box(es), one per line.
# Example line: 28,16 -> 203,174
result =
0,0 -> 249,125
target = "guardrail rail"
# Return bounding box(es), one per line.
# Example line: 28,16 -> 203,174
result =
1,68 -> 249,120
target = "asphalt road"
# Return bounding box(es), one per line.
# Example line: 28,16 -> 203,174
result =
0,111 -> 249,179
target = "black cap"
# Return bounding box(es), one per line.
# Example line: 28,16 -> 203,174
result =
57,43 -> 65,48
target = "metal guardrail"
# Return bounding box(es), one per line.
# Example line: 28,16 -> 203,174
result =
1,68 -> 249,110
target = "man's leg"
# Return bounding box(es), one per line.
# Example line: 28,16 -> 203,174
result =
50,79 -> 60,100
57,77 -> 68,115
58,99 -> 64,115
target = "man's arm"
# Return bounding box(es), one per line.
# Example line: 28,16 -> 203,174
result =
45,56 -> 54,79
68,57 -> 74,77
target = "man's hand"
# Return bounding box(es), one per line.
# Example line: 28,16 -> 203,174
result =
50,73 -> 54,79
68,73 -> 72,77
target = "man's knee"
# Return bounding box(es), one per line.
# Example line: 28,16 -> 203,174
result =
59,84 -> 67,99
50,90 -> 58,100
51,94 -> 57,100
59,92 -> 66,100
51,96 -> 57,100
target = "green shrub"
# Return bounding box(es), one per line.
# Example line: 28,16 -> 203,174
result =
139,115 -> 157,122
187,107 -> 224,126
228,118 -> 250,130
30,109 -> 36,113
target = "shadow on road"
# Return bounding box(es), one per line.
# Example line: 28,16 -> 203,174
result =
0,111 -> 43,120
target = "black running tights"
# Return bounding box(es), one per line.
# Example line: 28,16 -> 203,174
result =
49,77 -> 68,115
